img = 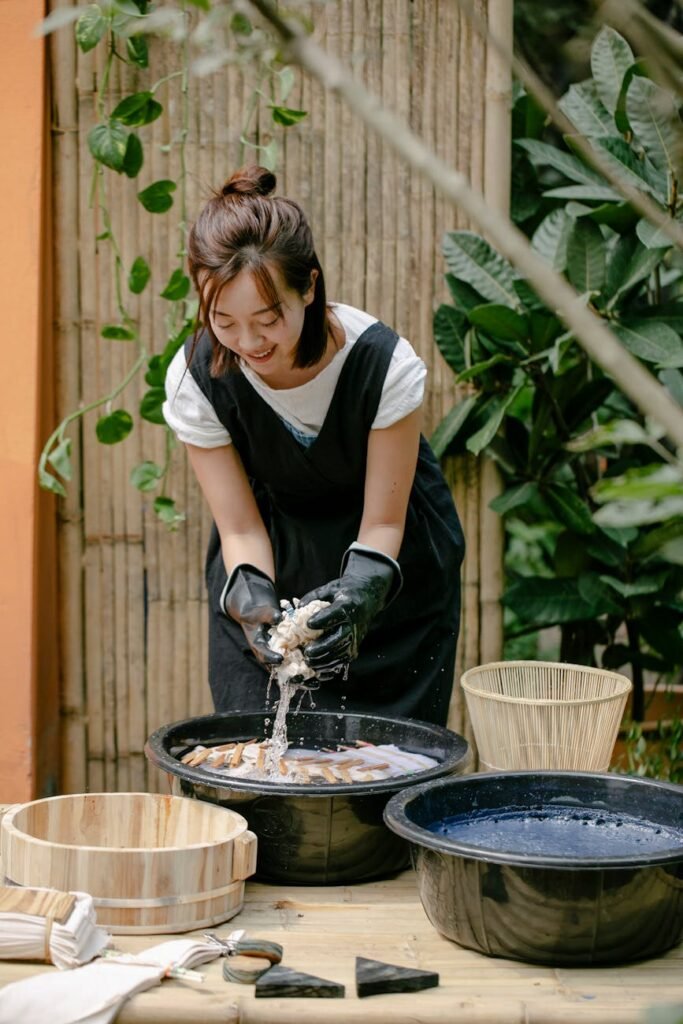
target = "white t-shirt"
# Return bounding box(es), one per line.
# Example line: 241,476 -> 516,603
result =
163,302 -> 426,447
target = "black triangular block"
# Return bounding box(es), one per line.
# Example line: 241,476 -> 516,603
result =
355,956 -> 439,997
255,964 -> 345,998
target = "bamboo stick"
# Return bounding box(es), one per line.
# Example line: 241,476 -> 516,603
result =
363,0 -> 382,315
49,0 -> 86,794
478,0 -> 513,668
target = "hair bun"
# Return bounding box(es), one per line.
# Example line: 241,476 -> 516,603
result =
221,166 -> 276,198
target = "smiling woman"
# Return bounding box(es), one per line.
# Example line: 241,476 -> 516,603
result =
163,165 -> 465,723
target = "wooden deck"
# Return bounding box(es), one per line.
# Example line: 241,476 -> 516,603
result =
0,871 -> 681,1022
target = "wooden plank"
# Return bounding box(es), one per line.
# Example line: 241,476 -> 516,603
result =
0,873 -> 678,1023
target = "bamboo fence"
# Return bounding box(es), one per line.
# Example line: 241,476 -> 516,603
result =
48,0 -> 511,793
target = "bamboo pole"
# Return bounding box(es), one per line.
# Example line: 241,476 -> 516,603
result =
478,0 -> 513,668
49,0 -> 86,794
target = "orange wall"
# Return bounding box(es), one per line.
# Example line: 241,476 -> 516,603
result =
0,0 -> 54,803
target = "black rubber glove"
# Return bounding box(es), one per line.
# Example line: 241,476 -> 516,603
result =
301,545 -> 403,678
220,564 -> 283,668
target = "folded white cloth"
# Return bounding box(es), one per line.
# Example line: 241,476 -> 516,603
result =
0,939 -> 224,1024
0,890 -> 109,970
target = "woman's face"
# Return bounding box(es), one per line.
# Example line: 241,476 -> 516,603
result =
207,264 -> 316,381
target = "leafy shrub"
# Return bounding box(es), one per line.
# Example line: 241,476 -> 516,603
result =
432,26 -> 683,720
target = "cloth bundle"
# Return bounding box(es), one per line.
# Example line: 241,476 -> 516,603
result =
0,938 -> 224,1024
0,886 -> 109,970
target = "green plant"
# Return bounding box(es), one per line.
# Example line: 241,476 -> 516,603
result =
37,0 -> 308,526
619,715 -> 683,782
432,26 -> 683,720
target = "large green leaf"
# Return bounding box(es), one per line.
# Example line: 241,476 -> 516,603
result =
614,320 -> 683,368
489,481 -> 541,517
445,274 -> 485,313
542,184 -> 622,203
128,256 -> 150,294
153,496 -> 185,530
39,466 -> 67,497
47,438 -> 73,481
457,353 -> 513,383
635,217 -> 675,249
593,464 -> 683,502
126,34 -> 149,68
87,121 -> 128,172
591,26 -> 635,115
76,4 -> 108,53
566,219 -> 606,294
111,91 -> 162,127
595,496 -> 683,527
467,304 -> 529,342
592,136 -> 665,200
577,572 -> 625,616
429,395 -> 478,458
515,139 -> 605,186
511,150 -> 541,223
139,387 -> 167,425
606,240 -> 666,305
433,304 -> 467,374
442,232 -> 519,309
160,268 -> 190,301
270,106 -> 307,127
122,133 -> 143,178
568,418 -> 654,452
578,201 -> 639,234
659,367 -> 683,406
626,76 -> 682,176
558,80 -> 614,138
96,410 -> 133,444
639,607 -> 683,662
503,576 -> 603,625
466,386 -> 522,455
600,570 -> 672,599
101,323 -> 137,341
633,517 -> 683,561
531,209 -> 573,272
544,483 -> 596,535
138,179 -> 176,213
130,460 -> 164,492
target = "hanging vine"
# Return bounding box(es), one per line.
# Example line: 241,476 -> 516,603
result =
38,0 -> 309,527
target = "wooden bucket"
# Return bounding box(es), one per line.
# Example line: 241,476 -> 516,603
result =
0,792 -> 257,934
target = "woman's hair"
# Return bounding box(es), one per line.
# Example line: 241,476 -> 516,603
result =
187,165 -> 329,377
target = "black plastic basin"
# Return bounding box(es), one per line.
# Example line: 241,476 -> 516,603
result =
145,711 -> 470,885
384,771 -> 683,966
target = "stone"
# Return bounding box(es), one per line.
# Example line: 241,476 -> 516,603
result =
255,964 -> 345,998
355,956 -> 439,997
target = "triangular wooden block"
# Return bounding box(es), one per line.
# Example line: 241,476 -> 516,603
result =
255,964 -> 345,998
355,956 -> 439,997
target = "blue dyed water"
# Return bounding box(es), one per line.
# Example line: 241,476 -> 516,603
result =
427,806 -> 683,858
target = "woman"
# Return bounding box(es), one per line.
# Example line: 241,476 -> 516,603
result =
164,166 -> 465,726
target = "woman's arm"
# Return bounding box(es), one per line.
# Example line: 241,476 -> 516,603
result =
357,406 -> 422,558
185,442 -> 275,579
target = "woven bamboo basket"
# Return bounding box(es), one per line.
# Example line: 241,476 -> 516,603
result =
460,661 -> 632,772
0,793 -> 257,934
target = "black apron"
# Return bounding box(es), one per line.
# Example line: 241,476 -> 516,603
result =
187,320 -> 465,725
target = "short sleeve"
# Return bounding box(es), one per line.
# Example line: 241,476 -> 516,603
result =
163,347 -> 232,447
371,336 -> 426,429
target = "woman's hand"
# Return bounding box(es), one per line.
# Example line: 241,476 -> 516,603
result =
221,564 -> 283,667
301,546 -> 401,677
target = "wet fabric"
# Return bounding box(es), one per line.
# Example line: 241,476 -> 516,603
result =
186,319 -> 465,725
